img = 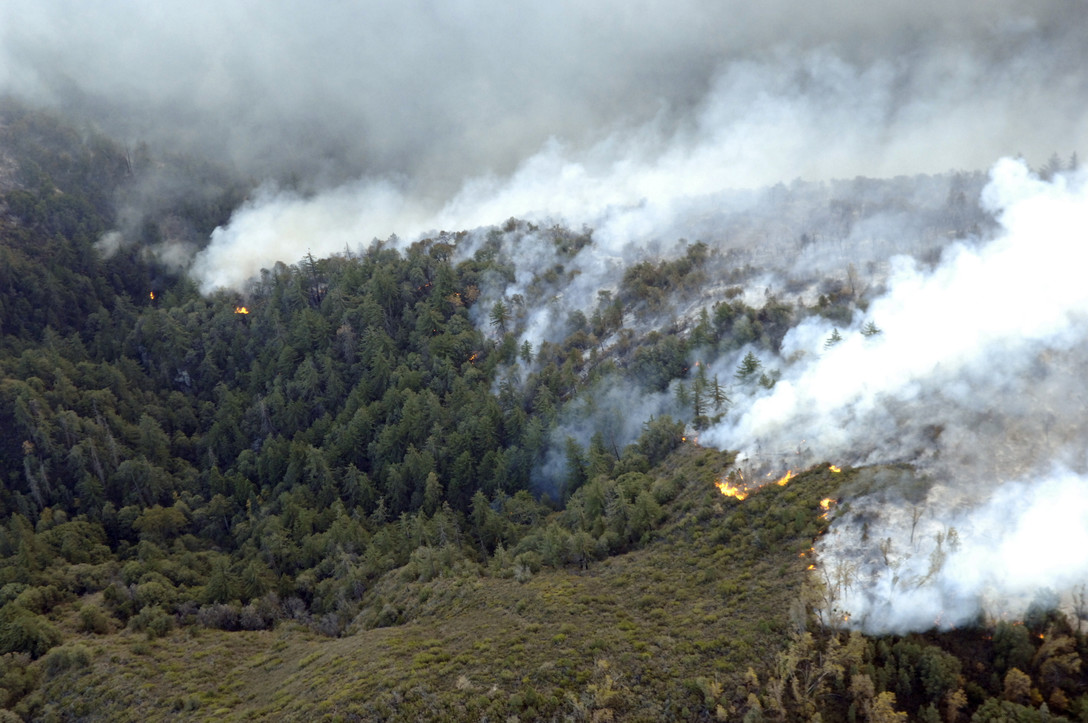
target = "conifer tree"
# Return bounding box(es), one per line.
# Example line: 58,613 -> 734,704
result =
489,300 -> 510,334
735,351 -> 762,382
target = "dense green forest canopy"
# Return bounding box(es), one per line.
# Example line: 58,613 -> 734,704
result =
2,102 -> 1088,721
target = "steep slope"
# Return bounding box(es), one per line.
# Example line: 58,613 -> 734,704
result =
27,452 -> 843,721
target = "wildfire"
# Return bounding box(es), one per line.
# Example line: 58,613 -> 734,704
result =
714,480 -> 749,500
819,497 -> 835,520
149,291 -> 155,300
775,470 -> 794,486
234,306 -> 250,315
829,464 -> 841,473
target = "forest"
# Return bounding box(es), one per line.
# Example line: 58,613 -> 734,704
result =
1,100 -> 1087,721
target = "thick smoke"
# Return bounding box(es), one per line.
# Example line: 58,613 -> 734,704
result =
703,160 -> 1088,465
817,468 -> 1088,634
697,159 -> 1088,633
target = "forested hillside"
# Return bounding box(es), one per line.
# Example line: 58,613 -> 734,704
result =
2,103 -> 1088,721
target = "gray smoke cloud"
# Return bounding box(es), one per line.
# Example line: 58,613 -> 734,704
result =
3,2 -> 1087,290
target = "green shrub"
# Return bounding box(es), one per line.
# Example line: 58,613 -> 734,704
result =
0,652 -> 41,708
77,604 -> 111,634
0,604 -> 62,658
41,643 -> 91,678
128,605 -> 174,639
12,585 -> 67,614
0,585 -> 28,607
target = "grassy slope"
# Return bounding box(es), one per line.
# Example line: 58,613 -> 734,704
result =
32,448 -> 846,721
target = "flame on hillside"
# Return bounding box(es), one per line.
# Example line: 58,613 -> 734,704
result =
829,464 -> 841,473
149,291 -> 155,300
714,479 -> 749,500
234,306 -> 250,314
715,465 -> 835,501
819,497 -> 835,520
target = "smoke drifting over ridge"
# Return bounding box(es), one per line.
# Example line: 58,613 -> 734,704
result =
3,2 -> 1088,290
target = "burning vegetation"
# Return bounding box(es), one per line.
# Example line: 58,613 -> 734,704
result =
714,477 -> 749,501
713,464 -> 838,501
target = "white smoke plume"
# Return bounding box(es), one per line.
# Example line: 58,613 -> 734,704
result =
190,38 -> 1088,292
818,468 -> 1088,634
697,159 -> 1088,633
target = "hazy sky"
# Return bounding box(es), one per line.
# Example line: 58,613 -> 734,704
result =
3,1 -> 1086,198
6,1 -> 1081,290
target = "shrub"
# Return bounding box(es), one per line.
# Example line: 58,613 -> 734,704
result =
0,604 -> 62,658
196,603 -> 240,631
13,585 -> 67,614
128,605 -> 174,639
0,652 -> 40,708
0,585 -> 28,607
77,604 -> 111,634
41,643 -> 91,678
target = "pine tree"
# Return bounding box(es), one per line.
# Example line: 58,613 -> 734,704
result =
489,300 -> 510,334
422,471 -> 443,516
692,383 -> 706,419
692,362 -> 709,418
204,557 -> 236,604
735,351 -> 762,382
675,381 -> 691,410
711,374 -> 729,411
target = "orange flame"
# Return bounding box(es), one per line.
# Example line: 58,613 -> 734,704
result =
775,470 -> 794,486
819,497 -> 835,520
149,291 -> 155,300
234,306 -> 250,315
829,464 -> 841,473
714,480 -> 748,500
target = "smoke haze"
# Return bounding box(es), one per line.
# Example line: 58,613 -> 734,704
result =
3,2 -> 1088,289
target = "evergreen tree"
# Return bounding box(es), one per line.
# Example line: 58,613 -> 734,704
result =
711,374 -> 729,411
489,300 -> 510,334
735,351 -> 762,382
